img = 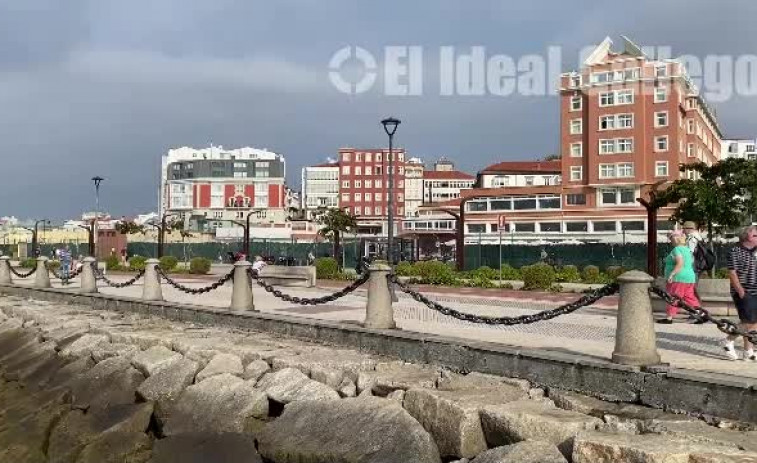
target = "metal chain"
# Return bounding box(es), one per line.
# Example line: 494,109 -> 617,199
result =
49,264 -> 83,281
156,266 -> 234,294
389,274 -> 619,325
650,286 -> 757,344
93,262 -> 145,288
249,268 -> 370,305
10,265 -> 37,278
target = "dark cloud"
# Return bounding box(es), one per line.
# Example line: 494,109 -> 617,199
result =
1,0 -> 755,220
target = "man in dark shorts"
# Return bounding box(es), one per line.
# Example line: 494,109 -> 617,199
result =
724,225 -> 757,361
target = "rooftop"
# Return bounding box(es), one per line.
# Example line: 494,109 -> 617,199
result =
480,160 -> 561,174
423,170 -> 475,180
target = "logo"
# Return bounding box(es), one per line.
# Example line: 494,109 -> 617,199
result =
328,46 -> 377,94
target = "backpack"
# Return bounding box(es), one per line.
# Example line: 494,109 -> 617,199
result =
693,241 -> 715,273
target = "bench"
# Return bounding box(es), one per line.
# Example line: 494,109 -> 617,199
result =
258,265 -> 316,288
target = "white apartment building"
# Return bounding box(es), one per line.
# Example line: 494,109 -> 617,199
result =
721,138 -> 756,160
477,161 -> 562,188
301,162 -> 340,220
404,157 -> 425,218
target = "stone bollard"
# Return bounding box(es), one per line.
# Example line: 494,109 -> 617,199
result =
612,271 -> 662,366
80,257 -> 98,294
364,260 -> 396,329
230,260 -> 254,311
142,259 -> 163,301
34,257 -> 52,289
0,256 -> 11,285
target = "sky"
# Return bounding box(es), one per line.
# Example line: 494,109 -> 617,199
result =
2,0 -> 757,220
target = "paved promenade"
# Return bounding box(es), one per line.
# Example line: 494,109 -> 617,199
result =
15,272 -> 757,381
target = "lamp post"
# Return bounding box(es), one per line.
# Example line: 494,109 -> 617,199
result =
381,117 -> 400,264
91,176 -> 104,258
22,219 -> 50,257
231,210 -> 263,259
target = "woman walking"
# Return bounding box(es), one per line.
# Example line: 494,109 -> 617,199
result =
658,231 -> 699,324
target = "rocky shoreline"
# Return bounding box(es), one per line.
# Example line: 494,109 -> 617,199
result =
0,295 -> 756,463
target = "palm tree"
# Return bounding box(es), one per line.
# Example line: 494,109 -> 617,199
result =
316,208 -> 357,268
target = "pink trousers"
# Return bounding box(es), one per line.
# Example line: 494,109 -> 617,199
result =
665,282 -> 699,317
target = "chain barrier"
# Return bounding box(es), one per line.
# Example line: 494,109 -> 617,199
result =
249,268 -> 370,305
49,264 -> 83,282
650,286 -> 757,345
156,266 -> 234,295
9,265 -> 37,278
389,274 -> 619,325
92,262 -> 145,288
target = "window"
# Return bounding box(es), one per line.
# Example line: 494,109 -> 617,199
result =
617,163 -> 634,177
599,164 -> 616,179
365,166 -> 372,175
655,161 -> 669,177
364,207 -> 371,215
617,138 -> 633,153
654,87 -> 668,103
655,136 -> 668,152
599,92 -> 614,106
600,139 -> 615,154
398,193 -> 404,202
593,221 -> 617,232
687,143 -> 695,157
569,166 -> 582,181
342,165 -> 350,175
566,193 -> 586,205
514,223 -> 536,233
513,198 -> 537,210
341,193 -> 349,202
375,179 -> 382,188
213,211 -> 223,219
600,138 -> 633,154
538,196 -> 561,209
600,114 -> 633,130
342,152 -> 350,162
398,153 -> 404,161
375,166 -> 383,175
354,180 -> 362,188
570,96 -> 582,111
570,74 -> 581,87
599,115 -> 615,130
354,193 -> 361,202
398,166 -> 404,175
355,152 -> 361,162
618,114 -> 633,128
365,180 -> 372,188
234,162 -> 247,169
490,199 -> 511,210
468,201 -> 488,212
233,172 -> 247,178
600,187 -> 635,205
622,221 -> 645,231
376,153 -> 382,162
468,224 -> 486,233
655,64 -> 668,78
342,180 -> 349,188
540,222 -> 561,233
234,184 -> 244,195
570,143 -> 582,157
525,176 -> 534,186
365,193 -> 372,202
566,222 -> 588,232
492,176 -> 511,187
570,119 -> 582,135
210,184 -> 224,208
687,119 -> 694,134
354,207 -> 361,216
355,166 -> 362,176
365,153 -> 372,162
655,111 -> 668,127
617,90 -> 633,104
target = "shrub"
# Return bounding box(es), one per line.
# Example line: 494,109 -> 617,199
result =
47,260 -> 61,271
581,265 -> 602,284
555,265 -> 581,283
465,275 -> 495,288
159,256 -> 179,272
128,255 -> 147,271
521,263 -> 556,290
498,264 -> 521,281
189,257 -> 212,275
315,257 -> 339,279
605,266 -> 626,281
105,255 -> 121,271
413,260 -> 458,285
20,258 -> 36,268
715,267 -> 730,279
395,261 -> 415,277
469,266 -> 499,280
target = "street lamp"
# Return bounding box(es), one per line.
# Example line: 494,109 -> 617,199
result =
231,210 -> 264,259
381,117 -> 400,264
22,219 -> 50,257
91,176 -> 104,258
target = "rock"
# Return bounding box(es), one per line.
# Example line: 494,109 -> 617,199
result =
162,374 -> 268,435
270,349 -> 377,379
15,353 -> 68,390
75,431 -> 152,463
48,356 -> 95,388
242,359 -> 270,382
132,346 -> 182,377
358,388 -> 373,398
257,398 -> 441,463
148,433 -> 262,463
48,403 -> 154,463
338,377 -> 357,397
310,365 -> 345,388
438,371 -> 531,392
644,420 -> 757,453
91,343 -> 139,362
195,353 -> 243,382
471,441 -> 567,463
387,389 -> 405,403
528,388 -> 546,400
136,358 -> 199,415
404,386 -> 528,459
572,431 -> 755,463
481,400 -> 601,458
60,334 -> 109,359
256,368 -> 339,404
357,362 -> 440,396
69,356 -> 146,410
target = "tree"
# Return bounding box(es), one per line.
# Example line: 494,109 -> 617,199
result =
115,220 -> 145,235
656,158 -> 754,243
315,208 -> 357,268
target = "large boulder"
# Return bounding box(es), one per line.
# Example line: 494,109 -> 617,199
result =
256,368 -> 339,404
357,362 -> 440,396
91,343 -> 139,363
132,346 -> 183,377
404,386 -> 528,459
572,431 -> 756,463
68,356 -> 146,410
148,433 -> 261,463
257,398 -> 441,463
242,359 -> 270,382
471,441 -> 567,463
59,334 -> 109,359
136,358 -> 200,420
195,353 -> 243,382
75,431 -> 152,463
481,400 -> 601,458
162,374 -> 268,435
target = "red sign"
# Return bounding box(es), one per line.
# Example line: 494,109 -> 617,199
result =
498,215 -> 507,229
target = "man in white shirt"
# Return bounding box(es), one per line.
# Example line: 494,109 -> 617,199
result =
683,221 -> 703,254
251,256 -> 267,275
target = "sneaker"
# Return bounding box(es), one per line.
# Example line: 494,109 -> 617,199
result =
722,340 -> 739,361
744,350 -> 757,361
